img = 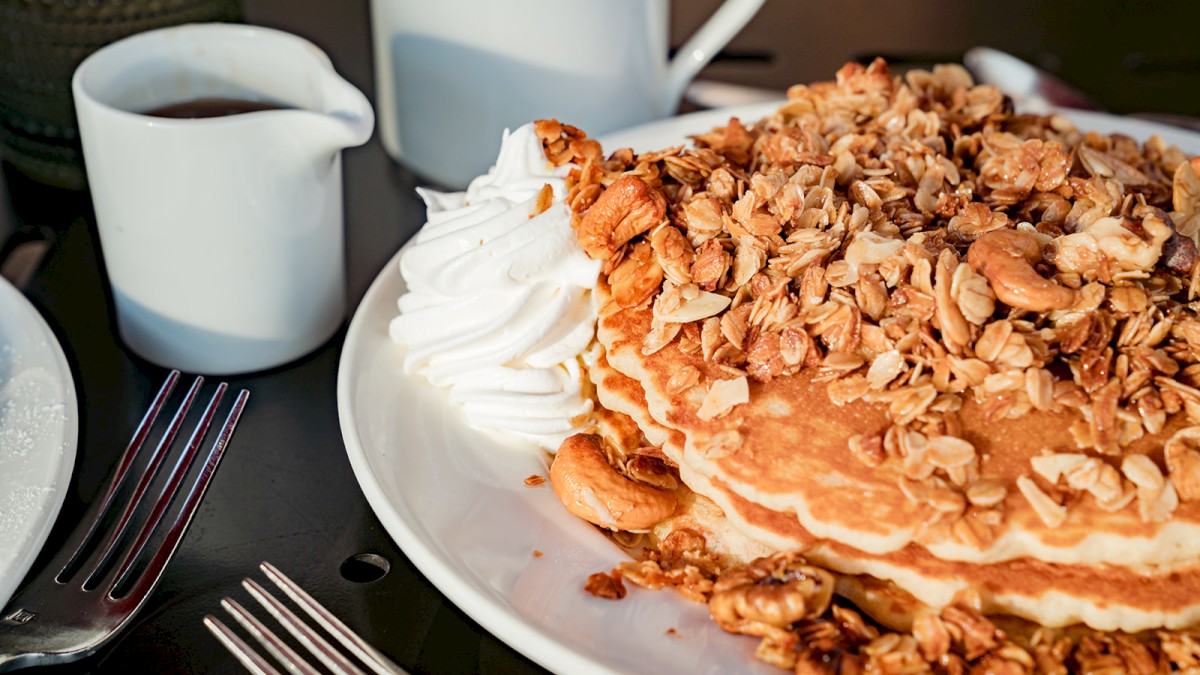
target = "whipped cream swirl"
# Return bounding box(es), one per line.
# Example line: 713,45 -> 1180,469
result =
390,124 -> 602,450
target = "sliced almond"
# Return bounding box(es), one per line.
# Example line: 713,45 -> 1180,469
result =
1138,481 -> 1179,523
1094,483 -> 1137,512
822,351 -> 868,371
1029,452 -> 1089,484
1086,463 -> 1125,504
1165,426 -> 1200,501
656,290 -> 731,323
965,479 -> 1007,507
1024,368 -> 1053,411
666,365 -> 701,395
926,436 -> 976,469
696,376 -> 749,421
866,350 -> 905,389
1016,476 -> 1067,528
1121,454 -> 1165,492
1065,458 -> 1102,492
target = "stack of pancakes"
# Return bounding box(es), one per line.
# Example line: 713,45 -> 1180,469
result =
532,60 -> 1200,654
589,278 -> 1200,634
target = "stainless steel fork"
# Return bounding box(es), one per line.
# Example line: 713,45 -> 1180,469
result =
205,562 -> 406,675
0,370 -> 249,671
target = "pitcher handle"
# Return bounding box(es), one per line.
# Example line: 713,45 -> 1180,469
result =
661,0 -> 766,116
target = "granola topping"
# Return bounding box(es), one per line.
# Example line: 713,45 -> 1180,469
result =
614,543 -> 1200,673
540,57 -> 1200,528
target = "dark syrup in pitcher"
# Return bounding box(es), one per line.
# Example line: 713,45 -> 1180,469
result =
142,97 -> 289,119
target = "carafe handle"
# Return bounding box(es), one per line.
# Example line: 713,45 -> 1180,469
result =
661,0 -> 765,116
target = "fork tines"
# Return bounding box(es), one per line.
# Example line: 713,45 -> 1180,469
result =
59,370 -> 248,599
205,562 -> 405,675
0,370 -> 249,670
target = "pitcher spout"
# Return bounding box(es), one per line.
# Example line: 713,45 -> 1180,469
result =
309,73 -> 375,152
310,108 -> 373,154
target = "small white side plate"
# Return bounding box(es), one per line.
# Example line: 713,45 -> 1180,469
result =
0,278 -> 78,610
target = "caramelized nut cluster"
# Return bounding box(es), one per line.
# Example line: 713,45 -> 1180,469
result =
615,534 -> 1198,673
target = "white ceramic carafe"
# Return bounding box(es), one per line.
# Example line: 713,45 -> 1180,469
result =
73,24 -> 374,375
369,0 -> 765,188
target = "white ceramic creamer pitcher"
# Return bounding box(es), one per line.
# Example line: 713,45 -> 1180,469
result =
370,0 -> 765,188
73,23 -> 373,375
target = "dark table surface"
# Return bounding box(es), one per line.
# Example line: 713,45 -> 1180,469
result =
2,0 -> 1199,673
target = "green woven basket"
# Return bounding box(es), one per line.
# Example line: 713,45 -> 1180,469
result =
0,0 -> 243,189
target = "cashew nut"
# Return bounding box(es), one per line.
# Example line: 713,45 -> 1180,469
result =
708,553 -> 834,636
549,434 -> 677,531
608,241 -> 663,308
966,229 -> 1076,312
577,175 -> 666,260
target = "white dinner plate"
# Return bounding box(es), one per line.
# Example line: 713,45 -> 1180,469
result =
0,278 -> 78,611
337,104 -> 1200,674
